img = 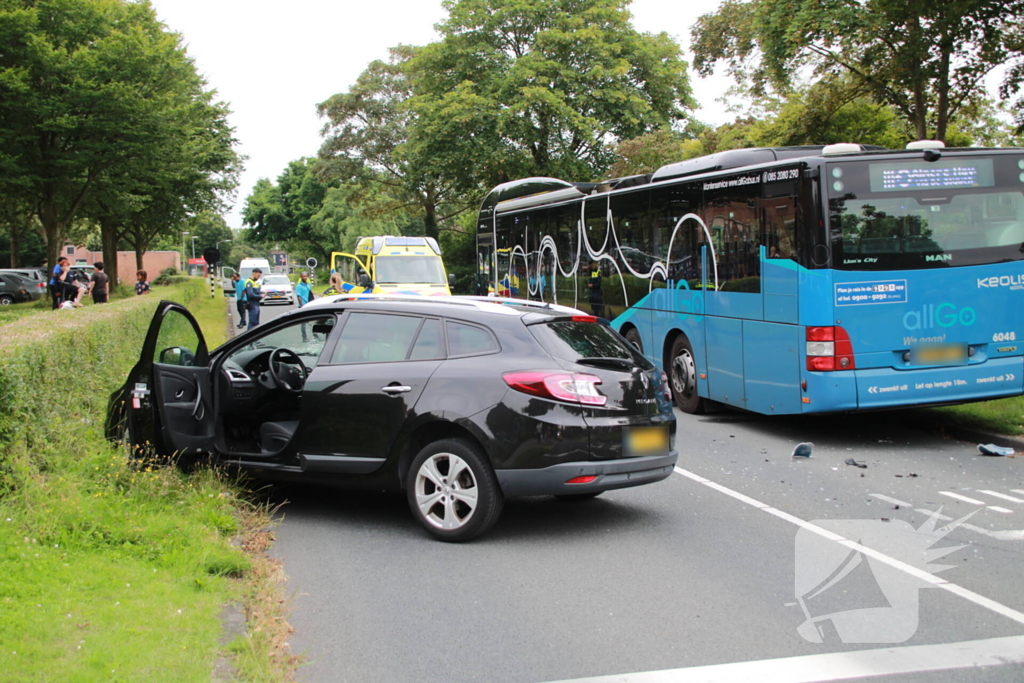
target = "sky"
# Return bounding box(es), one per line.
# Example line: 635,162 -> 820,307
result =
147,0 -> 732,230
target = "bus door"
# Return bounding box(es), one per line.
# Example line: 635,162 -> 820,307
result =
742,172 -> 804,414
701,176 -> 763,408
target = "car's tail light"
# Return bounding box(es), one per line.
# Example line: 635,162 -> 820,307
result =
806,326 -> 855,371
660,370 -> 672,402
566,475 -> 598,484
502,371 -> 607,406
571,315 -> 598,323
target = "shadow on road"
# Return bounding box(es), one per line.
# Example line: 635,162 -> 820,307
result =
258,480 -> 667,543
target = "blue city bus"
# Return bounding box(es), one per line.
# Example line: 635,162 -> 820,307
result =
476,143 -> 1024,414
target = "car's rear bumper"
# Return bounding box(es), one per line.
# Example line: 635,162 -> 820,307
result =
495,451 -> 677,497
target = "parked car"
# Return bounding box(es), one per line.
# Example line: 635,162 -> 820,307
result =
106,295 -> 678,541
0,272 -> 44,305
259,273 -> 295,305
0,267 -> 47,283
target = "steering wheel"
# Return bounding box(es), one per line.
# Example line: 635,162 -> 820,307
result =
268,348 -> 308,394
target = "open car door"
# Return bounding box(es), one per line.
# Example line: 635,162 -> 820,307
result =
114,300 -> 215,458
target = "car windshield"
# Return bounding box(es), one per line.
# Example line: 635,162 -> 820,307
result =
529,321 -> 653,369
263,275 -> 290,285
375,256 -> 446,284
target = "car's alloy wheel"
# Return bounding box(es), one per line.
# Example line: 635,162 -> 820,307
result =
407,438 -> 503,542
0,294 -> 14,306
670,335 -> 705,414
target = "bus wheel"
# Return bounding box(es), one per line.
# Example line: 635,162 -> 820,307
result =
669,335 -> 705,414
624,327 -> 643,353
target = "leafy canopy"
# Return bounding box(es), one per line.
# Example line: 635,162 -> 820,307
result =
691,0 -> 1024,141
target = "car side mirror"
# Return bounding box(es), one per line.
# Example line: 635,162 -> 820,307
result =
159,346 -> 196,366
448,273 -> 456,287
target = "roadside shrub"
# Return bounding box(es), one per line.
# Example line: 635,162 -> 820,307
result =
153,267 -> 189,286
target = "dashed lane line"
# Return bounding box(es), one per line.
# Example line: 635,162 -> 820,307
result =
545,635 -> 1024,683
870,493 -> 912,507
939,491 -> 985,505
979,490 -> 1024,504
673,466 -> 1024,628
913,508 -> 1024,542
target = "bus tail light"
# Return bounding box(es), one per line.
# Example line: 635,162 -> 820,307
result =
806,326 -> 855,371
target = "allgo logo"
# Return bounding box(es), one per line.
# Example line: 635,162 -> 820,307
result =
902,303 -> 976,330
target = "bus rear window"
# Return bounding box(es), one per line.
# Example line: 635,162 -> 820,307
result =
828,155 -> 1024,270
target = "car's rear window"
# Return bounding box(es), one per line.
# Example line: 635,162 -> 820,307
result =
529,321 -> 653,369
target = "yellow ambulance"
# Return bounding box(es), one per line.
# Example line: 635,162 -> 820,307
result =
329,236 -> 454,296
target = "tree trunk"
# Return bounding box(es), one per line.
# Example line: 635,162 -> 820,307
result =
100,217 -> 120,289
935,39 -> 952,142
424,203 -> 439,241
136,247 -> 144,272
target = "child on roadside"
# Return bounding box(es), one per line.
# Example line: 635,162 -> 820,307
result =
135,270 -> 150,295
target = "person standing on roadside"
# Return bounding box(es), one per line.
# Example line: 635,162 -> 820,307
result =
135,270 -> 150,295
244,268 -> 264,329
49,257 -> 74,309
295,271 -> 313,308
232,272 -> 247,328
88,261 -> 109,304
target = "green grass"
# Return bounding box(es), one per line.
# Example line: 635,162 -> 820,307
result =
0,280 -> 283,682
918,395 -> 1024,436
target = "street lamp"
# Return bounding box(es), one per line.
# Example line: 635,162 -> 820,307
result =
216,239 -> 232,251
180,231 -> 190,270
190,236 -> 198,260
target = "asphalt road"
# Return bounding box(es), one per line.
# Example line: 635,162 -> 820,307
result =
229,301 -> 1024,682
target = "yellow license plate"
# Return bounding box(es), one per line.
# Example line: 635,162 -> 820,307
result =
911,344 -> 967,366
624,426 -> 669,456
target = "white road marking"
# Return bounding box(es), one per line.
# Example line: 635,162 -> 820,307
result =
672,466 -> 1024,628
980,490 -> 1024,504
1012,489 -> 1024,496
545,636 -> 1024,683
913,509 -> 1024,542
870,493 -> 912,507
988,506 -> 1013,514
939,491 -> 985,505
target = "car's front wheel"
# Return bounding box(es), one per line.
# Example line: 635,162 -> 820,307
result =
0,294 -> 14,306
406,438 -> 503,542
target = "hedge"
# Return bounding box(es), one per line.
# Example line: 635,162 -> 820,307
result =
0,279 -> 205,480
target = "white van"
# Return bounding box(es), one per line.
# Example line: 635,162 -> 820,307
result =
238,258 -> 270,285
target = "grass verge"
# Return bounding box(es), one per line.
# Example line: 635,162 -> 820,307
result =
917,395 -> 1024,437
0,279 -> 294,681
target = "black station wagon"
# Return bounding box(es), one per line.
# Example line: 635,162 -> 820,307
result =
107,295 -> 678,541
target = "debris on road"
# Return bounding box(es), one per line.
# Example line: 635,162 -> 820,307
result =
977,443 -> 1015,457
844,458 -> 868,469
792,442 -> 813,458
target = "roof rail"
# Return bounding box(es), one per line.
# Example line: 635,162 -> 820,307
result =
459,295 -> 585,314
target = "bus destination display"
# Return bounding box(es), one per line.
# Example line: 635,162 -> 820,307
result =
869,159 -> 994,192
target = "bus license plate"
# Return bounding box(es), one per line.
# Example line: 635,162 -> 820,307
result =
624,426 -> 669,456
912,344 -> 967,366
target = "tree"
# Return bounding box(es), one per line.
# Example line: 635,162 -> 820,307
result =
317,47 -> 472,241
242,159 -> 337,265
186,211 -> 233,265
409,0 -> 695,185
0,0 -> 240,274
691,0 -> 1024,141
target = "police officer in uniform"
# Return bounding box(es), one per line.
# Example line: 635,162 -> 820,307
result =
244,268 -> 264,329
587,261 -> 604,318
